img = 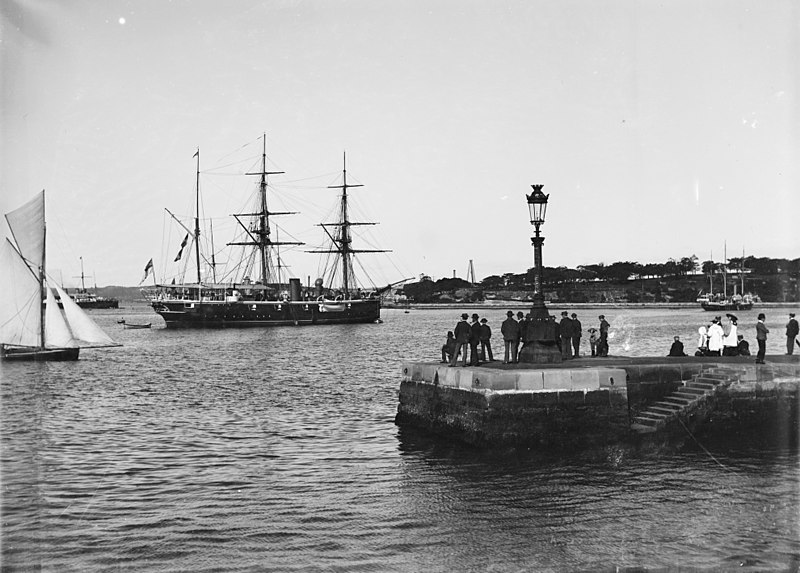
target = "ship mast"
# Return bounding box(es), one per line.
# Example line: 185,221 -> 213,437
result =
230,134 -> 302,287
194,149 -> 202,286
309,153 -> 387,297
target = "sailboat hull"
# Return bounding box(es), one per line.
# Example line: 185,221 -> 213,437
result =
152,298 -> 381,328
0,345 -> 80,361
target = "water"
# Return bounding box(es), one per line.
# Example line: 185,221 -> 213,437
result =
2,305 -> 799,572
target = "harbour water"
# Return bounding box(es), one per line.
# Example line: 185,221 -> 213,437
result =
2,304 -> 799,572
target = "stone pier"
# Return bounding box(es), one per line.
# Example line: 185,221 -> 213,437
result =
395,356 -> 800,449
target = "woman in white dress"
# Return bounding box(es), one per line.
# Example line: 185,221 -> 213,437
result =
722,315 -> 738,356
707,318 -> 725,356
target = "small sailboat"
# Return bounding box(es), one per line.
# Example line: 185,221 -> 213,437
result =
0,191 -> 121,361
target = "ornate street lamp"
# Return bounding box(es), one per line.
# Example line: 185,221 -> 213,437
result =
526,184 -> 549,319
518,184 -> 561,363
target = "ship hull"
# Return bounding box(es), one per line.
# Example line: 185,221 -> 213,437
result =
151,298 -> 381,328
58,299 -> 120,309
0,345 -> 80,361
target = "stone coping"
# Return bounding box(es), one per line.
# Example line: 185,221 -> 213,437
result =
402,362 -> 627,391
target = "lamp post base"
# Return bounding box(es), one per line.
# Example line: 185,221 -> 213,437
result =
518,303 -> 563,364
518,340 -> 563,364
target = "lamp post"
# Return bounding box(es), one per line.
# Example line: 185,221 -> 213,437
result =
526,184 -> 549,320
518,183 -> 561,364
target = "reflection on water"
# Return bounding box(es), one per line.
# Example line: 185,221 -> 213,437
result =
1,305 -> 799,572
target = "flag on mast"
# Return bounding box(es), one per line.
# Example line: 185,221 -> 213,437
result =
174,233 -> 189,262
139,258 -> 154,285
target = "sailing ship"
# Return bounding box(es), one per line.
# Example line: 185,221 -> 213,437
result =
146,137 -> 402,328
58,256 -> 120,309
699,246 -> 760,312
1,191 -> 120,361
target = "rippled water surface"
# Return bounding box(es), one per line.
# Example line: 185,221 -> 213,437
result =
2,305 -> 799,572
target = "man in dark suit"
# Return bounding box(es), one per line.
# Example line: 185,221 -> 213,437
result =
756,313 -> 769,364
469,313 -> 482,366
571,312 -> 582,358
559,311 -> 573,360
449,313 -> 471,367
786,313 -> 799,355
598,315 -> 611,357
501,310 -> 520,364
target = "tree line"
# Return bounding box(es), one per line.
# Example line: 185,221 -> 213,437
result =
479,255 -> 800,289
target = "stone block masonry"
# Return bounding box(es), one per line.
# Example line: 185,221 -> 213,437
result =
396,357 -> 800,449
397,363 -> 631,448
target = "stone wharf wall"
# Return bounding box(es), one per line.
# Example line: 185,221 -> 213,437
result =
396,361 -> 800,448
397,363 -> 631,449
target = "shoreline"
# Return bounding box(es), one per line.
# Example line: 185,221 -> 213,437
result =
384,301 -> 798,311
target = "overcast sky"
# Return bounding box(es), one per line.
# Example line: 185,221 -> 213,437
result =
2,0 -> 798,288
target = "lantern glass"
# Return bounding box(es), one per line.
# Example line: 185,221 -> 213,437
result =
526,185 -> 549,225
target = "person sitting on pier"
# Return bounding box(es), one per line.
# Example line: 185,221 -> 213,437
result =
737,334 -> 751,356
696,325 -> 709,356
441,331 -> 456,363
668,336 -> 687,357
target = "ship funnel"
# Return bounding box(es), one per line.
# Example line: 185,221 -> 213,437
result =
289,278 -> 302,301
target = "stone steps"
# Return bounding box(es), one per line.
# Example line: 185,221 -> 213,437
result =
632,366 -> 742,433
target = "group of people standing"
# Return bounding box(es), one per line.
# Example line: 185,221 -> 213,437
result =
693,312 -> 798,364
441,313 -> 495,367
442,310 -> 611,366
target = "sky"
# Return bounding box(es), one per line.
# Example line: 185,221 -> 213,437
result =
1,0 -> 798,288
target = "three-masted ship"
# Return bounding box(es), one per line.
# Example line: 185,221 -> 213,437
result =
146,137 -> 393,328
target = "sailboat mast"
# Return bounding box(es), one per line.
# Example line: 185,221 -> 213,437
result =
741,247 -> 745,294
194,149 -> 202,286
40,190 -> 47,349
723,241 -> 727,298
80,256 -> 86,291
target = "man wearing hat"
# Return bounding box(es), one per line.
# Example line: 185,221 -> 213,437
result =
571,312 -> 582,358
469,313 -> 482,366
479,317 -> 494,362
786,312 -> 799,355
598,315 -> 610,357
559,311 -> 573,360
501,310 -> 520,364
449,313 -> 471,367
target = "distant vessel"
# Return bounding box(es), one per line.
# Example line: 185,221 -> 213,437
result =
146,136 -> 403,328
119,319 -> 151,329
58,257 -> 119,309
1,191 -> 120,361
699,246 -> 759,312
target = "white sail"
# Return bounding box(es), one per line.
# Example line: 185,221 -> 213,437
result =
0,239 -> 41,347
5,190 -> 45,271
45,286 -> 78,348
54,283 -> 119,347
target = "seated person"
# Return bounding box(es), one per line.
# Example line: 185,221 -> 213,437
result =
668,335 -> 687,357
441,331 -> 456,363
737,334 -> 750,356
